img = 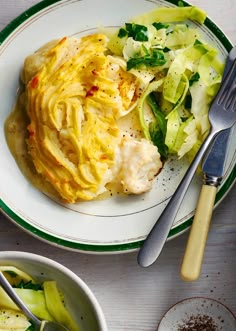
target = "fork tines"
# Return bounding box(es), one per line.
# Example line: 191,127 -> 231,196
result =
217,58 -> 236,111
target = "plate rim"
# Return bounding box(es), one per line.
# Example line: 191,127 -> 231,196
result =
0,0 -> 235,253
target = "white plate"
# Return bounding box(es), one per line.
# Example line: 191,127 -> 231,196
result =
0,0 -> 235,253
157,297 -> 236,330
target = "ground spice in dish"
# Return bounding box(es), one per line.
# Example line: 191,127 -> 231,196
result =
177,314 -> 218,330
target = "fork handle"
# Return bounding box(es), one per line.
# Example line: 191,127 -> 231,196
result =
180,184 -> 217,281
137,130 -> 217,267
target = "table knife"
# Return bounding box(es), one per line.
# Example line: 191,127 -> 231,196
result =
180,45 -> 236,281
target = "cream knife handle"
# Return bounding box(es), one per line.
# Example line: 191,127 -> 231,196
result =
180,184 -> 217,281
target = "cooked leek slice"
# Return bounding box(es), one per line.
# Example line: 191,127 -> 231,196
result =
164,73 -> 189,152
132,6 -> 207,25
0,267 -> 80,331
43,281 -> 80,331
163,44 -> 207,104
0,287 -> 54,322
0,267 -> 36,286
0,309 -> 31,330
164,108 -> 181,152
166,24 -> 200,48
136,79 -> 165,140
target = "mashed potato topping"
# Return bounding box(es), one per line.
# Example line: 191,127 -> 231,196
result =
19,34 -> 162,203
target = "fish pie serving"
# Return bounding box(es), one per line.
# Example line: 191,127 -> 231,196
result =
5,5 -> 225,204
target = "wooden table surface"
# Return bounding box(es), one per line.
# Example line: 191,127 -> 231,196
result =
0,1 -> 235,330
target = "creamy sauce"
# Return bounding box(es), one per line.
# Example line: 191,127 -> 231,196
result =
5,92 -> 61,200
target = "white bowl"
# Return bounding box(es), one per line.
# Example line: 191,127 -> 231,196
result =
0,251 -> 108,331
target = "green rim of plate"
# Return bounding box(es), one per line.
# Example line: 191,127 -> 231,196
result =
0,0 -> 235,253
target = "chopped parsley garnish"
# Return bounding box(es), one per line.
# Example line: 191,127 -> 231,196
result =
117,28 -> 128,38
185,94 -> 192,109
194,39 -> 203,46
155,46 -> 171,53
189,72 -> 200,86
4,270 -> 18,277
26,324 -> 35,331
118,23 -> 149,41
14,280 -> 43,291
152,22 -> 169,31
163,47 -> 171,53
147,93 -> 168,159
127,49 -> 166,70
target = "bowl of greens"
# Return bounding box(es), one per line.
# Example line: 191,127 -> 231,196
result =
0,251 -> 108,331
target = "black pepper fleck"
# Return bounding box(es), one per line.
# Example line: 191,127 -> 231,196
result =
177,314 -> 219,331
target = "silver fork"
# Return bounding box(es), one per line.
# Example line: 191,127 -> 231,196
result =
138,58 -> 236,268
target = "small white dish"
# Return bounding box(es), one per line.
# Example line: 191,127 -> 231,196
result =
157,297 -> 236,331
0,251 -> 108,331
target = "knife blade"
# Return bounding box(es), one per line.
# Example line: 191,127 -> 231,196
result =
180,45 -> 236,282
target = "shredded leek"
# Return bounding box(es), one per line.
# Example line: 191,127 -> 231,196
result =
110,4 -> 223,160
0,309 -> 31,330
0,287 -> 54,321
0,266 -> 36,286
43,281 -> 80,331
136,79 -> 165,140
131,6 -> 207,25
0,267 -> 80,331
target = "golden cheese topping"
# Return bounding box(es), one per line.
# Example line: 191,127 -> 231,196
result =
25,34 -> 141,203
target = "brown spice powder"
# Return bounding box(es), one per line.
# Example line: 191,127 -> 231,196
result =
177,314 -> 218,330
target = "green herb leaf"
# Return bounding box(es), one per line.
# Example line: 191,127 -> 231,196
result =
149,122 -> 168,159
147,93 -> 167,136
26,324 -> 35,331
194,39 -> 202,46
131,23 -> 148,41
125,23 -> 133,34
118,23 -> 149,41
147,93 -> 168,159
155,46 -> 171,53
189,72 -> 200,86
127,49 -> 166,70
185,94 -> 192,109
4,270 -> 18,278
14,280 -> 43,291
118,28 -> 128,38
163,47 -> 171,53
152,22 -> 169,31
